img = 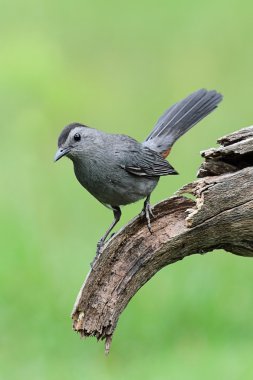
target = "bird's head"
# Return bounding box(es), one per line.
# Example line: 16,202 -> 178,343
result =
54,122 -> 91,162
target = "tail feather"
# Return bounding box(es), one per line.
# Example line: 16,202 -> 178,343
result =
144,89 -> 223,155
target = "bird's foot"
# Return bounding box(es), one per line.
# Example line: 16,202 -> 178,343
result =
90,239 -> 104,268
142,199 -> 155,234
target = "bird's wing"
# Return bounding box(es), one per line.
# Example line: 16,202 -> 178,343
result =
120,146 -> 178,177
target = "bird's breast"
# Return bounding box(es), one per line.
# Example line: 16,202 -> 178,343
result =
73,156 -> 158,206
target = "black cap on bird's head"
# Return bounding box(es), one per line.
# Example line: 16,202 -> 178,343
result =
54,122 -> 89,161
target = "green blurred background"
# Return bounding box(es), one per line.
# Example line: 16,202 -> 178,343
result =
1,0 -> 253,379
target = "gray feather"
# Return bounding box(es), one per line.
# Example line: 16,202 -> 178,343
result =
144,89 -> 223,154
121,146 -> 178,177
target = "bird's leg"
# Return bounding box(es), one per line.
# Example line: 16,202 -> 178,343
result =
96,207 -> 121,254
142,195 -> 155,233
93,207 -> 121,265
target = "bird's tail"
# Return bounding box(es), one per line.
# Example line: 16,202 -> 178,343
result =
143,89 -> 223,157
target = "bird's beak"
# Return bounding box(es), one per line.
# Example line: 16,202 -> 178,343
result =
54,147 -> 70,162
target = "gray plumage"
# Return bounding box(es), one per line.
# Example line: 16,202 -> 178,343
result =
144,89 -> 222,153
55,88 -> 223,259
68,131 -> 166,206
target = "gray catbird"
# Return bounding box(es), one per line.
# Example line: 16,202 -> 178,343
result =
55,89 -> 222,256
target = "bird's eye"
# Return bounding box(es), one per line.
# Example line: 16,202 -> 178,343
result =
74,133 -> 81,141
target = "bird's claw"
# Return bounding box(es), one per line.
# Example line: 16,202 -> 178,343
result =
90,239 -> 104,267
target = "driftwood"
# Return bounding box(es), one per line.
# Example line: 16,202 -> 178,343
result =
72,126 -> 253,353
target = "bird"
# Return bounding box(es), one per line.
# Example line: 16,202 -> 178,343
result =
54,89 -> 223,259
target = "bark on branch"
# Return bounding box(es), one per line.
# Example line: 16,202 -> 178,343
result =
71,126 -> 253,353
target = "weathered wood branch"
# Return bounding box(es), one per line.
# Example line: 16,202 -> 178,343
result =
72,126 -> 253,353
